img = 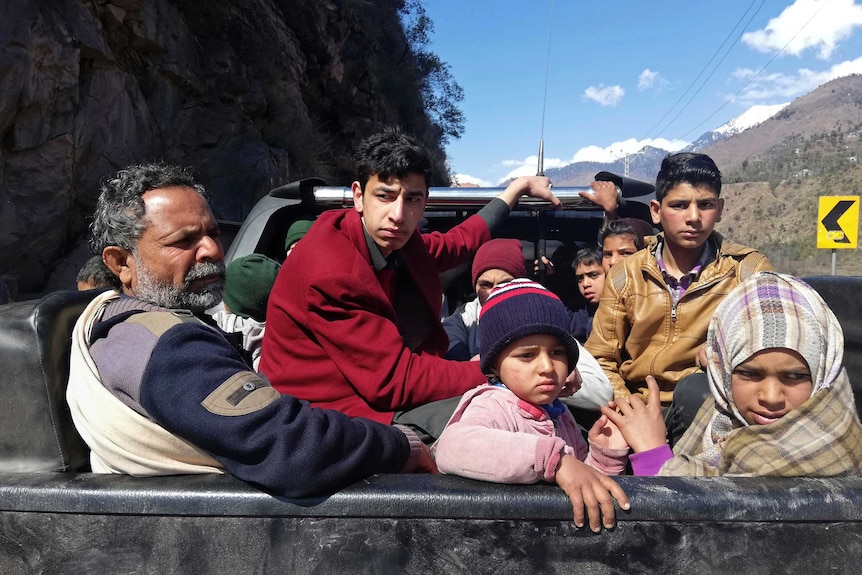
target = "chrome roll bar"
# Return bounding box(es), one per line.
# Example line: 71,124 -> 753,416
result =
311,186 -> 599,210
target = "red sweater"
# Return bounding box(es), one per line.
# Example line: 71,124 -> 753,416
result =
260,208 -> 489,424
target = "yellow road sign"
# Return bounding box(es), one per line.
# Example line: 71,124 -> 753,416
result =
817,196 -> 859,249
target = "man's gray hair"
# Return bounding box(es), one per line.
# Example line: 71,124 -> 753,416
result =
89,164 -> 208,254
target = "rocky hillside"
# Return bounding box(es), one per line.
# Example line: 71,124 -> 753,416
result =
705,74 -> 862,171
708,74 -> 862,277
0,0 -> 445,297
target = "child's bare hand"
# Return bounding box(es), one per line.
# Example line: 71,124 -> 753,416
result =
601,376 -> 666,453
533,256 -> 555,276
554,455 -> 630,532
695,344 -> 708,371
588,414 -> 629,451
560,368 -> 582,397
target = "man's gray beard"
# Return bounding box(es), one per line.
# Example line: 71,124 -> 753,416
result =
134,257 -> 226,313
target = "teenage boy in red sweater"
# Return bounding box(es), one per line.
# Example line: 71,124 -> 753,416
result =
261,132 -> 559,442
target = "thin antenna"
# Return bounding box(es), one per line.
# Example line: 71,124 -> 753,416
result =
537,0 -> 554,177
537,140 -> 545,177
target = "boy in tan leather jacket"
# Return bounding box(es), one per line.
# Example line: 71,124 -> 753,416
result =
585,152 -> 773,419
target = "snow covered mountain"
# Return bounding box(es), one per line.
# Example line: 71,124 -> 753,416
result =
538,102 -> 792,185
527,75 -> 862,200
684,103 -> 789,151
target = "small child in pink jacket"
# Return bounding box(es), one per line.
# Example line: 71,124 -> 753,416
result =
432,278 -> 630,532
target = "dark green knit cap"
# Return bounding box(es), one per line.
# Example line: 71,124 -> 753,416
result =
285,219 -> 314,253
223,254 -> 281,321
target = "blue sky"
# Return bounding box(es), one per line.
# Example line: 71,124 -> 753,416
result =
421,0 -> 862,185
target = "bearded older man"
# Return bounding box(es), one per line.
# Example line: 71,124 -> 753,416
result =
66,164 -> 433,498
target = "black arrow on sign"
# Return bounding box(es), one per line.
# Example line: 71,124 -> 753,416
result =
821,200 -> 855,244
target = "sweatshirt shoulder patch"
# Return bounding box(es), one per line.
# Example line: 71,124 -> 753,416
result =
202,371 -> 280,416
124,310 -> 206,337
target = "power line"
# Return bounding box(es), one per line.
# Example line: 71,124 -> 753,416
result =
678,0 -> 834,140
654,0 -> 767,139
641,0 -> 765,141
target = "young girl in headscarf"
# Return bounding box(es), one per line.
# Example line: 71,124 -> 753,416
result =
602,271 -> 862,476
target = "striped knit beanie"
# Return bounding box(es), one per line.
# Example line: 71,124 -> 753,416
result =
478,278 -> 578,375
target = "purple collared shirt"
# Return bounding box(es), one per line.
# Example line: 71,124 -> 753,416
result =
655,237 -> 714,302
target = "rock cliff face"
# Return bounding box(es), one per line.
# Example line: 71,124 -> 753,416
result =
0,0 -> 440,296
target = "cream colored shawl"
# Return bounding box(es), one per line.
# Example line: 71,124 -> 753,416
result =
67,290 -> 223,475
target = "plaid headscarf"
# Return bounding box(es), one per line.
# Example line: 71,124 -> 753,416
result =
661,272 -> 862,476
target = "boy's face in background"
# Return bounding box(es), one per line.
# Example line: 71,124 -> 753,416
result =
574,261 -> 605,304
476,268 -> 515,306
730,348 -> 813,426
493,334 -> 569,406
602,234 -> 638,273
650,183 -> 723,253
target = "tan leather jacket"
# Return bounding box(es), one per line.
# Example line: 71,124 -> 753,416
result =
584,232 -> 773,403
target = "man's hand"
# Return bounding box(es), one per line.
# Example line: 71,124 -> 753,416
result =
555,455 -> 630,532
588,414 -> 628,451
578,180 -> 619,216
497,176 -> 560,209
414,444 -> 439,474
601,376 -> 666,453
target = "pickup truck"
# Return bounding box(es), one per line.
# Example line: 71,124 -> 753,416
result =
1,174 -> 860,574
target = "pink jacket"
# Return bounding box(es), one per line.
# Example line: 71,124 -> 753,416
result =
432,385 -> 627,484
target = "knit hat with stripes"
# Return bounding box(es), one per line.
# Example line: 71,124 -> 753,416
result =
478,278 -> 578,374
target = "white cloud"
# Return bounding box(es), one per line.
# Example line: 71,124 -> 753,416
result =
570,138 -> 689,163
742,0 -> 862,60
497,155 -> 568,185
570,145 -> 616,163
583,84 -> 625,106
638,69 -> 660,90
500,159 -> 526,167
733,56 -> 862,102
452,173 -> 493,187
